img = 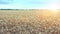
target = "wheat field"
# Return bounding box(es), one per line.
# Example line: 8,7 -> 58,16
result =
0,10 -> 60,34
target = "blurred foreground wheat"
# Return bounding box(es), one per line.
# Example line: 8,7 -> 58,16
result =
0,10 -> 60,34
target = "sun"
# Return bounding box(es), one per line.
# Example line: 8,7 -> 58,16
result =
49,1 -> 59,14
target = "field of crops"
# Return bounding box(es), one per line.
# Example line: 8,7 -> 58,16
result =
0,10 -> 60,34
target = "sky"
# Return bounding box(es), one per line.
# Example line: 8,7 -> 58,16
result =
0,0 -> 60,9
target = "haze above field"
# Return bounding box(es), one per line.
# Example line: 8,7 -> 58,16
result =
0,0 -> 60,9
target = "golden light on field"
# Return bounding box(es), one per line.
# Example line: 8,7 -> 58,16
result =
35,9 -> 59,17
42,11 -> 52,17
50,9 -> 58,13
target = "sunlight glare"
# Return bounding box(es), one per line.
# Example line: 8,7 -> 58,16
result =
49,0 -> 59,14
